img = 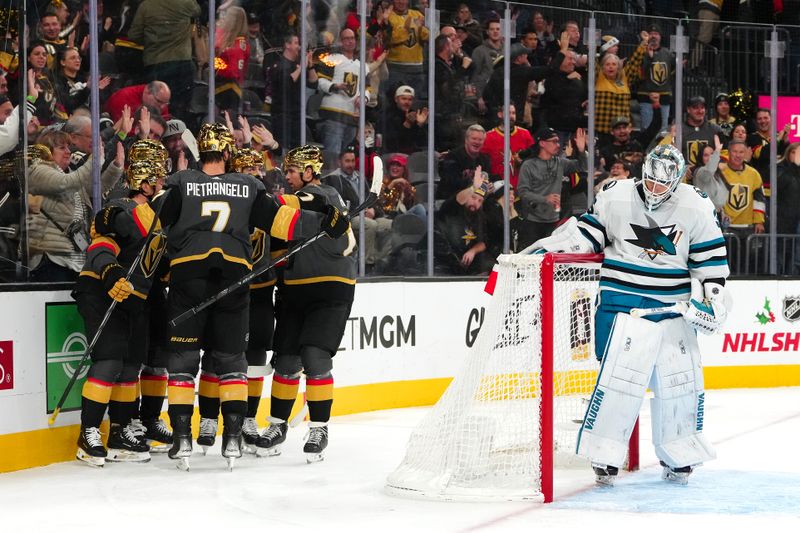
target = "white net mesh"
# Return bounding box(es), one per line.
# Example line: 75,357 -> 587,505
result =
385,254 -> 602,501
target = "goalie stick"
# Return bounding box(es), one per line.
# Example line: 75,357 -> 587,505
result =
169,157 -> 384,328
48,191 -> 171,426
630,302 -> 688,318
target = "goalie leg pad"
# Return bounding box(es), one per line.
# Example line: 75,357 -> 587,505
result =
650,318 -> 716,468
576,313 -> 664,467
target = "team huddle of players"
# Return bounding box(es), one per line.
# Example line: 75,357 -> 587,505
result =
72,123 -> 355,470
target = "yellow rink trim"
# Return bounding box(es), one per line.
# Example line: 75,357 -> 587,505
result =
2,366 -> 800,473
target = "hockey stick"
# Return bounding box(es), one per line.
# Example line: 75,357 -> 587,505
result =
169,157 -> 384,328
630,302 -> 688,318
48,191 -> 170,426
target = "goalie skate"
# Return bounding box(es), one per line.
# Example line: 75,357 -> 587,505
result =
107,423 -> 151,463
197,418 -> 217,455
592,463 -> 618,486
76,426 -> 107,467
242,417 -> 259,454
255,418 -> 287,457
661,461 -> 692,485
303,424 -> 328,463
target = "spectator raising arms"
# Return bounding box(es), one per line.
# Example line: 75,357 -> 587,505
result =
594,31 -> 648,138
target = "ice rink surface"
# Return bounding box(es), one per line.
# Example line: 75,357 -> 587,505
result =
1,387 -> 799,532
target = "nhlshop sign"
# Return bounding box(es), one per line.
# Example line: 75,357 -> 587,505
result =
45,303 -> 89,413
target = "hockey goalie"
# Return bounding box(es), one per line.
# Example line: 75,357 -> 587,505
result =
527,144 -> 731,485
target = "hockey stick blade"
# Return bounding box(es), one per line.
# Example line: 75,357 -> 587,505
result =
169,156 -> 384,328
630,302 -> 688,318
48,191 -> 170,426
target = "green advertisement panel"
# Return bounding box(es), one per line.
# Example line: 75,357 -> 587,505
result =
46,302 -> 88,413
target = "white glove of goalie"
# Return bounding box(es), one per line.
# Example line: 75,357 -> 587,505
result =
518,217 -> 593,255
682,278 -> 731,335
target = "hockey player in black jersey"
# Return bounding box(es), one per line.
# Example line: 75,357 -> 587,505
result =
191,148 -> 278,454
129,140 -> 174,452
152,124 -> 349,470
73,158 -> 167,466
256,146 -> 357,463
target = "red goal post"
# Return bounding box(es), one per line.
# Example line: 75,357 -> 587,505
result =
385,253 -> 638,503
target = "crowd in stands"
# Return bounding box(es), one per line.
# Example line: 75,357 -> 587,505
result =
0,0 -> 799,282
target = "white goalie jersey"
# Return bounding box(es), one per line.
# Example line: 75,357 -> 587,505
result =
576,179 -> 730,304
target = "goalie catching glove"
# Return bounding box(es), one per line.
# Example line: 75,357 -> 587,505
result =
682,278 -> 731,335
101,264 -> 134,303
519,217 -> 593,255
321,205 -> 350,239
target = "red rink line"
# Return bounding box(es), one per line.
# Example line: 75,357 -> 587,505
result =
457,410 -> 800,532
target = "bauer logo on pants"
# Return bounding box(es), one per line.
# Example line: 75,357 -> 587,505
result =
0,340 -> 13,391
45,303 -> 89,413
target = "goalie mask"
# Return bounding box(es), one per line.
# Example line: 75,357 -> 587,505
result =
231,148 -> 264,174
129,139 -> 170,174
641,144 -> 686,211
197,123 -> 234,154
283,145 -> 324,177
127,160 -> 165,193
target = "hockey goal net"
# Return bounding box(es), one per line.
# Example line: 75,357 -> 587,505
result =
385,253 -> 637,502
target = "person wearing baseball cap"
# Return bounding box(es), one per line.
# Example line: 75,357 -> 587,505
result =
516,126 -> 587,249
683,93 -> 724,166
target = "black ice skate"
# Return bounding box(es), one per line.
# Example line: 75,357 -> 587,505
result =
221,413 -> 244,471
660,461 -> 693,485
592,463 -> 619,486
142,417 -> 173,452
242,417 -> 259,454
303,423 -> 328,463
255,417 -> 287,457
76,426 -> 107,467
197,417 -> 217,455
168,414 -> 193,471
107,423 -> 151,463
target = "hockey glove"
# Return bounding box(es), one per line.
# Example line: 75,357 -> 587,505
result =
682,279 -> 730,335
294,191 -> 329,213
101,264 -> 134,302
321,205 -> 349,239
519,217 -> 593,255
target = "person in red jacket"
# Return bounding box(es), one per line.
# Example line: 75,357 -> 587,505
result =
105,81 -> 171,126
481,104 -> 534,189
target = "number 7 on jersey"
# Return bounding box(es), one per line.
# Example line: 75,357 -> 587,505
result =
201,201 -> 231,232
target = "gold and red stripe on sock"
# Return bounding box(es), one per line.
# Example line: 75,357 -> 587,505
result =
110,380 -> 139,403
82,377 -> 113,404
271,374 -> 300,401
198,373 -> 220,399
168,379 -> 195,406
305,377 -> 334,402
140,374 -> 168,398
220,378 -> 248,403
247,376 -> 265,398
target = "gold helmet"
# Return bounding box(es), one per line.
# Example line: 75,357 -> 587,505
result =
129,139 -> 170,173
126,160 -> 164,192
231,148 -> 264,173
283,145 -> 323,175
197,123 -> 234,154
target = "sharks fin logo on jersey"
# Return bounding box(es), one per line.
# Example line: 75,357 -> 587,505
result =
624,214 -> 683,260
